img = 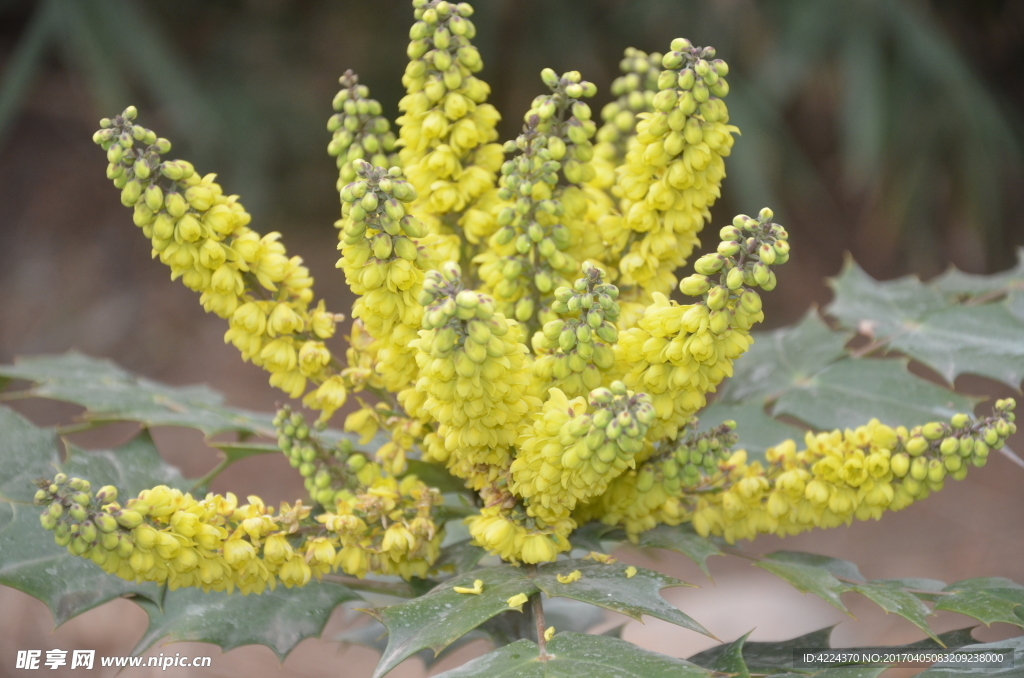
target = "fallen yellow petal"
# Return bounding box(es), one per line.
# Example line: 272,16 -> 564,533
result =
544,626 -> 555,641
556,570 -> 582,584
506,593 -> 529,611
625,566 -> 637,578
584,551 -> 616,564
453,578 -> 484,594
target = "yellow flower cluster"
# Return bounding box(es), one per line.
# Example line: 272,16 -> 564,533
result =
328,71 -> 398,192
474,69 -> 602,331
617,210 -> 787,439
591,48 -> 664,188
402,263 -> 538,489
37,467 -> 444,590
397,0 -> 503,256
602,39 -> 738,296
575,420 -> 738,536
465,505 -> 572,565
691,403 -> 1017,543
337,160 -> 435,393
529,262 -> 620,399
37,477 -> 328,594
511,382 -> 656,524
84,2 -> 1010,584
93,108 -> 347,417
319,474 -> 444,581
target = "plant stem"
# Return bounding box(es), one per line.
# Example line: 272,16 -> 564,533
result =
527,565 -> 550,660
189,458 -> 230,492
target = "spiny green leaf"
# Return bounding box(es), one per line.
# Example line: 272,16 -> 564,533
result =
0,352 -> 277,437
338,616 -> 495,670
884,303 -> 1024,388
698,401 -> 806,461
132,581 -> 360,659
718,310 -> 851,405
918,635 -> 1024,677
568,521 -> 615,553
689,625 -> 982,676
432,632 -> 715,678
763,551 -> 865,582
689,624 -> 835,673
827,257 -> 948,339
0,500 -> 159,627
533,560 -> 710,638
930,250 -> 1024,298
434,539 -> 487,577
704,631 -> 751,677
543,597 -> 607,635
872,577 -> 948,601
826,258 -> 1024,387
208,440 -> 281,464
933,578 -> 1024,627
366,567 -> 540,678
0,406 -> 159,626
405,458 -> 468,494
755,552 -> 853,614
0,353 -> 377,487
0,406 -> 61,503
850,582 -> 937,642
772,358 -> 979,431
630,524 -> 723,578
62,430 -> 191,498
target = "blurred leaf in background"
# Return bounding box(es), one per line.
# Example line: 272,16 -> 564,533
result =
1,0 -> 1021,282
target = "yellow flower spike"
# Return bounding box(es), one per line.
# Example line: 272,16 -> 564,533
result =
625,566 -> 637,578
556,570 -> 582,584
93,110 -> 348,414
506,593 -> 529,611
544,626 -> 556,641
453,579 -> 484,595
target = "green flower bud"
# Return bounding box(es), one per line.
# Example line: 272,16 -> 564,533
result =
372,234 -> 393,259
694,254 -> 724,275
707,285 -> 729,311
752,262 -> 771,286
939,437 -> 959,456
679,274 -> 711,296
927,459 -> 946,483
739,289 -> 762,313
394,236 -> 418,261
726,267 -> 744,290
921,422 -> 945,440
890,452 -> 910,477
973,441 -> 989,460
905,436 -> 929,456
910,456 -> 929,481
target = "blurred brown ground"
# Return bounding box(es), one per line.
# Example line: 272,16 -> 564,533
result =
2,2 -> 1024,676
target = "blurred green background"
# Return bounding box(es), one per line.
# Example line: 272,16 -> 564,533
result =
2,3 -> 1024,675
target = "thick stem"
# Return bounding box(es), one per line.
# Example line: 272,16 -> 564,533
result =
527,565 -> 551,660
531,592 -> 550,660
